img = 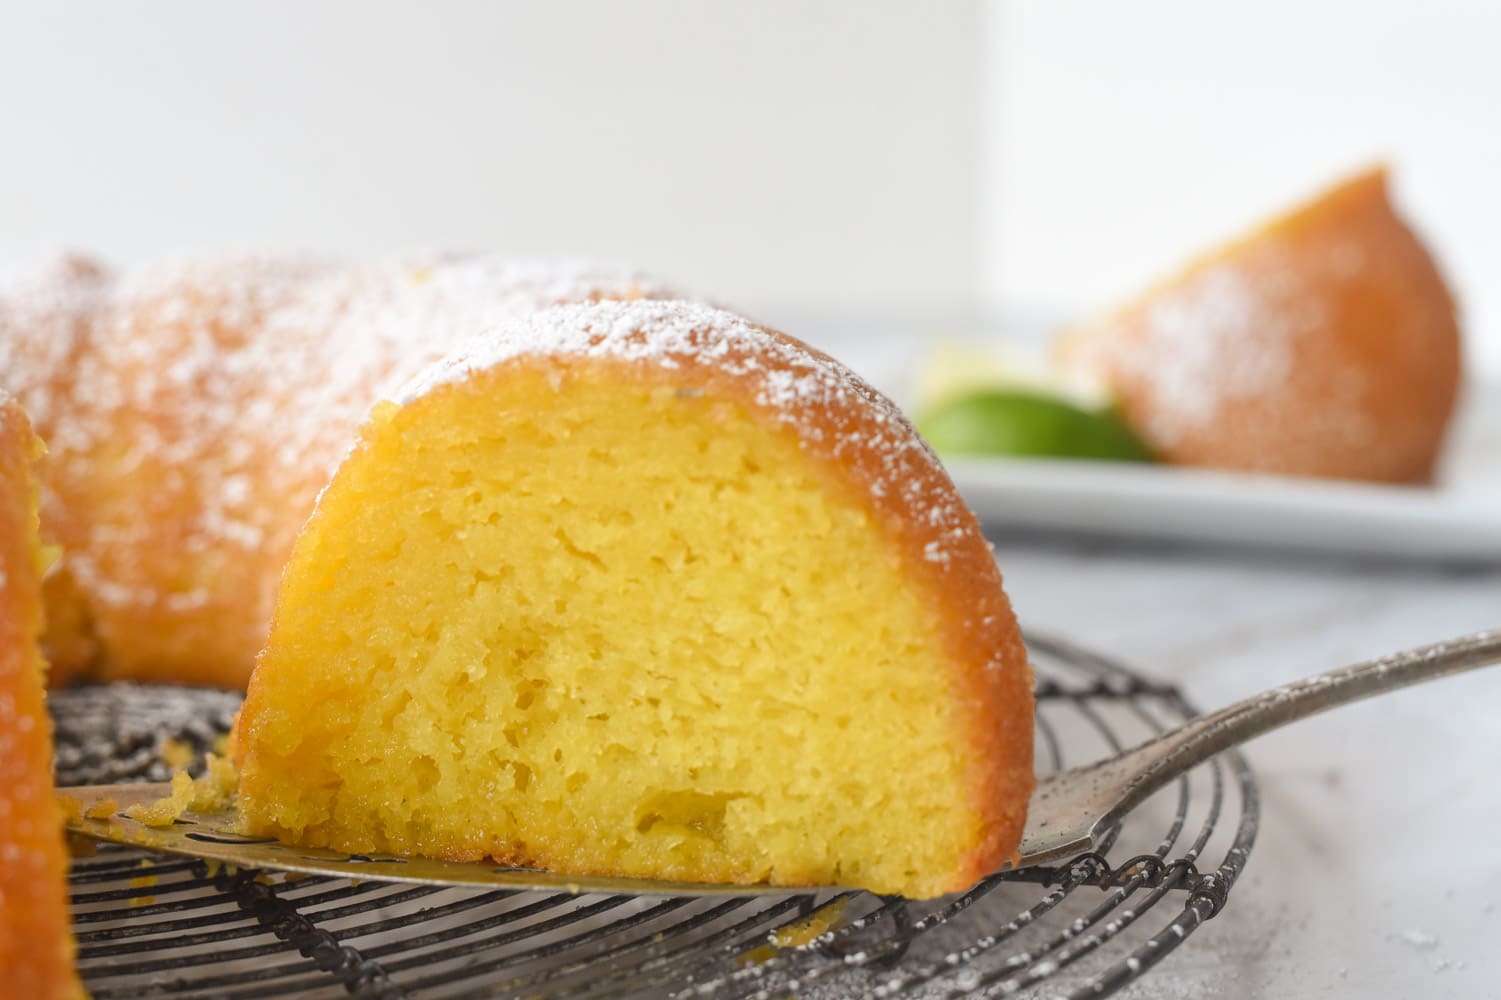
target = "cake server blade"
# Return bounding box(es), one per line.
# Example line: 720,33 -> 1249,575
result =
61,782 -> 789,895
64,628 -> 1501,896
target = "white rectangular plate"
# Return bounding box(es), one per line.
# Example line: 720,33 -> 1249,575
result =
943,385 -> 1501,562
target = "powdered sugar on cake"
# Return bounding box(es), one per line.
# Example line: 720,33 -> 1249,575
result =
1068,240 -> 1387,470
396,299 -> 974,569
0,254 -> 674,618
1109,265 -> 1308,447
1,258 -> 998,685
0,254 -> 109,454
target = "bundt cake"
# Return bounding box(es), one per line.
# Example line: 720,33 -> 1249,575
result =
0,256 -> 110,685
0,395 -> 82,998
233,300 -> 1034,899
1057,167 -> 1462,483
0,254 -> 670,687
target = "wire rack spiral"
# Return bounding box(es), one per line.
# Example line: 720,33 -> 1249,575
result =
50,632 -> 1259,999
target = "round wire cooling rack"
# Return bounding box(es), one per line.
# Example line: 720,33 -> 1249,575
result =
49,632 -> 1259,999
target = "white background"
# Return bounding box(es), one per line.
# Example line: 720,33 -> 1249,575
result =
983,0 -> 1501,375
3,0 -> 1497,375
0,1 -> 977,313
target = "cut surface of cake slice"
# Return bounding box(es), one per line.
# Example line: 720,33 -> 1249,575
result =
0,394 -> 83,999
234,301 -> 1033,899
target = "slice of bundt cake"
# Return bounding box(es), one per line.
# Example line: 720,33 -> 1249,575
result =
1057,167 -> 1461,483
233,300 -> 1034,899
0,395 -> 82,999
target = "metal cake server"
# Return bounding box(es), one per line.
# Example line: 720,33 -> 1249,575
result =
64,628 -> 1501,896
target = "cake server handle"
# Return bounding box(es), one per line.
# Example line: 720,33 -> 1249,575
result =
1015,626 -> 1501,866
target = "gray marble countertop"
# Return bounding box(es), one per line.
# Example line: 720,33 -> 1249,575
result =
997,538 -> 1501,999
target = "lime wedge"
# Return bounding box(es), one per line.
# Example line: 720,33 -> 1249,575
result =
916,389 -> 1154,462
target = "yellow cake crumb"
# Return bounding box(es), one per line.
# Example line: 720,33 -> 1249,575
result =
736,944 -> 778,967
128,872 -> 158,906
123,753 -> 238,829
57,793 -> 120,823
160,737 -> 194,769
84,798 -> 118,820
770,898 -> 849,948
739,898 -> 850,965
125,771 -> 193,827
189,753 -> 239,812
56,794 -> 83,825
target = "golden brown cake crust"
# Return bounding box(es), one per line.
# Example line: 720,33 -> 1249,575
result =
650,325 -> 1036,885
1059,167 -> 1462,484
0,256 -> 110,685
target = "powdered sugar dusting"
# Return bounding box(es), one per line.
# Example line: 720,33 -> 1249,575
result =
93,255 -> 673,599
1062,236 -> 1405,476
0,254 -> 107,436
1,256 -> 1009,685
0,253 -> 675,669
395,298 -> 980,589
103,253 -> 672,478
1111,265 -> 1308,447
